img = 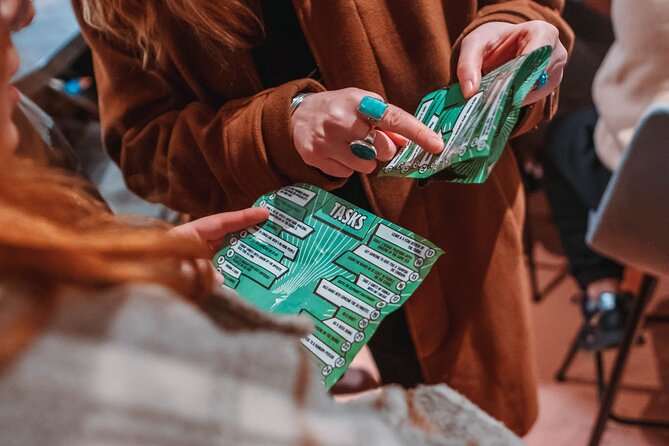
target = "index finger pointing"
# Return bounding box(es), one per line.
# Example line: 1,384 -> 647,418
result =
181,207 -> 270,242
377,104 -> 444,154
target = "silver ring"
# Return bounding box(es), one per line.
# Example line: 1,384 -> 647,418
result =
349,128 -> 378,160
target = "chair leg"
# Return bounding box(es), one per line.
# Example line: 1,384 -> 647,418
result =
588,276 -> 658,446
595,351 -> 605,399
555,327 -> 584,381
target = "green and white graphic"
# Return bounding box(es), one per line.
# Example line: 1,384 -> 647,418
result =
381,46 -> 552,183
213,184 -> 443,389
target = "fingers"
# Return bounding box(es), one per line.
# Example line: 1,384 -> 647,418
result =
337,129 -> 399,167
206,261 -> 226,286
374,131 -> 400,162
380,130 -> 409,149
176,207 -> 270,243
520,64 -> 563,106
213,268 -> 226,286
519,21 -> 560,55
378,104 -> 443,154
457,33 -> 488,98
456,21 -> 567,108
293,88 -> 441,175
457,20 -> 568,104
208,236 -> 228,253
321,118 -> 379,173
209,207 -> 270,235
322,130 -> 398,170
520,24 -> 568,105
336,146 -> 379,174
317,158 -> 355,178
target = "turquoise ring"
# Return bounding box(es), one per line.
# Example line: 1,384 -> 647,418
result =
350,129 -> 378,160
534,71 -> 549,91
358,96 -> 388,122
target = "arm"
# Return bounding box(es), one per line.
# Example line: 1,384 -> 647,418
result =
75,13 -> 339,217
452,0 -> 575,136
77,20 -> 443,214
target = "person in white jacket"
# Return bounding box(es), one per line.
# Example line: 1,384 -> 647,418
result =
543,0 -> 669,349
593,0 -> 669,170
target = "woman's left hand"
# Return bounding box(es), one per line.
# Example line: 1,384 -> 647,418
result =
170,207 -> 270,255
456,20 -> 568,106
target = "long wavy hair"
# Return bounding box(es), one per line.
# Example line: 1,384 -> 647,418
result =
79,0 -> 263,67
0,156 -> 214,299
0,155 -> 216,368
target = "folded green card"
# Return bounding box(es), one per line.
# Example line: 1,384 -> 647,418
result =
213,184 -> 443,389
381,45 -> 552,183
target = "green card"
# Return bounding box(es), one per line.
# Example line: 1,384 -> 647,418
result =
381,45 -> 552,183
213,184 -> 443,389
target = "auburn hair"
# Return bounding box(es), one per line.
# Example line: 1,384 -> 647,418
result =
79,0 -> 264,67
0,156 -> 215,301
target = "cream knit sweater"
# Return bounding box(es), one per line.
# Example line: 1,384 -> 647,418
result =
0,284 -> 521,446
593,0 -> 669,170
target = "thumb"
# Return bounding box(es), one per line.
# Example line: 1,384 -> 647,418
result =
456,35 -> 487,98
171,207 -> 269,244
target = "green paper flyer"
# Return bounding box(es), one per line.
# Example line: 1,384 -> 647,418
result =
381,45 -> 552,183
213,184 -> 443,389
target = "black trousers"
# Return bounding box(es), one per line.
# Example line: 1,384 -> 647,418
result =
334,175 -> 425,387
542,106 -> 624,290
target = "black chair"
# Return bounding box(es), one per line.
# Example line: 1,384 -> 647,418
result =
553,103 -> 669,445
555,274 -> 668,436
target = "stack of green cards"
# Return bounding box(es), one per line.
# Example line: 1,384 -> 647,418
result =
213,184 -> 443,389
381,45 -> 552,183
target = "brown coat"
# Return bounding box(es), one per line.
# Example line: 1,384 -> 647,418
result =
74,0 -> 573,435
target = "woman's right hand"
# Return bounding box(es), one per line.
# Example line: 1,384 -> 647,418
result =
291,88 -> 444,177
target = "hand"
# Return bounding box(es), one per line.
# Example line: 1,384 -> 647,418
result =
292,88 -> 444,178
170,207 -> 270,255
457,20 -> 568,106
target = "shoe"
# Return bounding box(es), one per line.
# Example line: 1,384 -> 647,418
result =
578,291 -> 633,351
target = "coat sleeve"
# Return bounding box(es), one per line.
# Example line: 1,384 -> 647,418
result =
74,9 -> 344,217
450,0 -> 575,137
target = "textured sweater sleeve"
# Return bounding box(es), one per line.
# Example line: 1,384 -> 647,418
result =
347,385 -> 523,445
73,4 -> 343,217
451,1 -> 575,137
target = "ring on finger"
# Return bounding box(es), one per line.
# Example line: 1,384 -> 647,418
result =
349,127 -> 378,161
533,71 -> 549,92
358,95 -> 389,124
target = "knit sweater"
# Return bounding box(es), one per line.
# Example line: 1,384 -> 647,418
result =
0,283 -> 521,445
593,0 -> 669,170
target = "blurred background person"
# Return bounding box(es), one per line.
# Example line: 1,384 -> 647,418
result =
542,0 -> 669,349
